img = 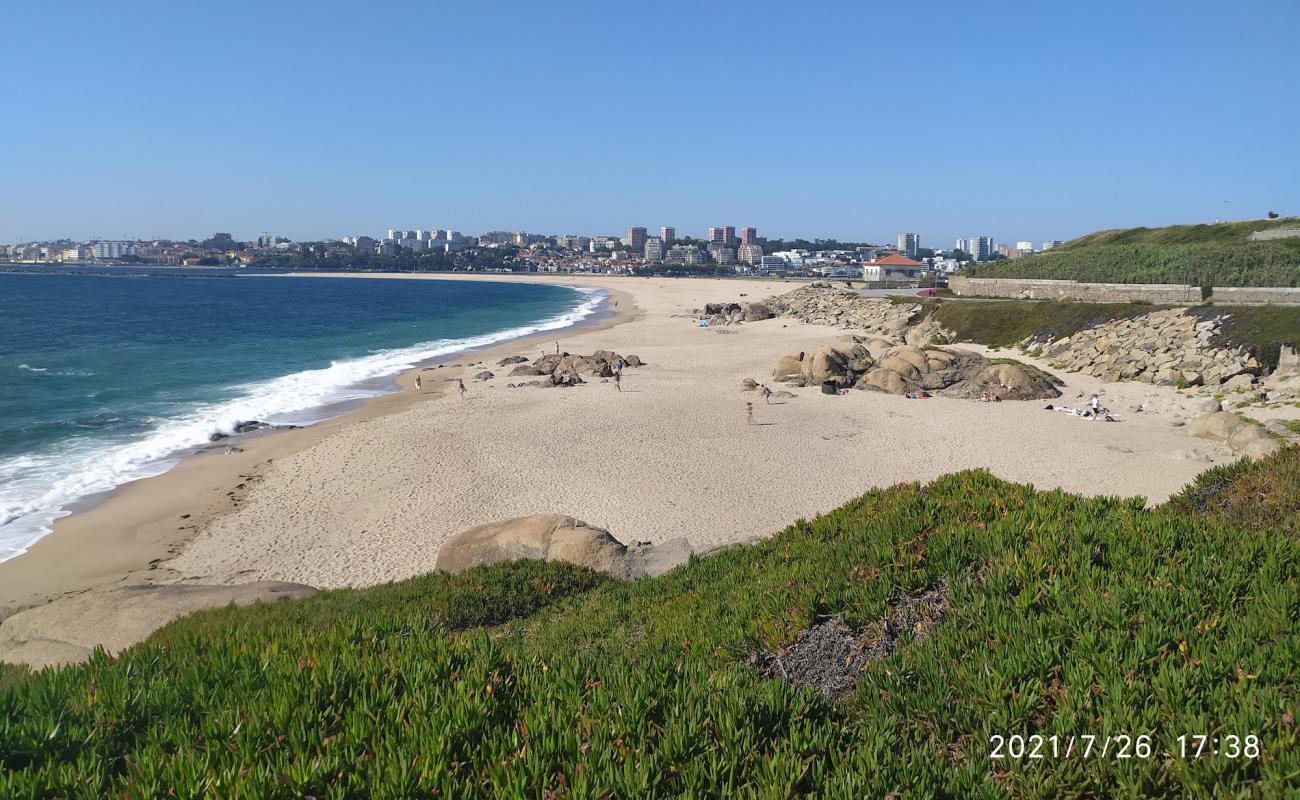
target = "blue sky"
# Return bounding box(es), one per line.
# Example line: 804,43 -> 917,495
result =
2,0 -> 1297,247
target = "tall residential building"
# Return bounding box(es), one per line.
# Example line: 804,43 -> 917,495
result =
92,240 -> 136,259
738,243 -> 764,264
708,227 -> 725,244
660,226 -> 676,244
1015,240 -> 1033,252
897,233 -> 921,258
741,226 -> 758,245
723,226 -> 737,245
643,236 -> 663,263
967,236 -> 994,261
627,227 -> 647,251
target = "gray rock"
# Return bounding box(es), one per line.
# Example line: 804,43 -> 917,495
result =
620,538 -> 695,579
474,370 -> 495,380
435,514 -> 693,580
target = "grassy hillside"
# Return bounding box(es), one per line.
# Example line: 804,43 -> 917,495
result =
1058,217 -> 1300,249
3,450 -> 1300,797
965,218 -> 1300,287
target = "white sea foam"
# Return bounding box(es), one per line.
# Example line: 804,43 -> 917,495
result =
0,287 -> 604,562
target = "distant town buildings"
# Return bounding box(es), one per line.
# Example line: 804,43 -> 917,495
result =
1042,240 -> 1063,250
660,227 -> 675,244
627,227 -> 647,251
741,227 -> 758,246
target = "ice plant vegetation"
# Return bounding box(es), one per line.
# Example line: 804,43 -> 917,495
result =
2,449 -> 1298,797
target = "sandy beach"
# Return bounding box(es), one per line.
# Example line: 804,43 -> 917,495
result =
0,273 -> 1241,664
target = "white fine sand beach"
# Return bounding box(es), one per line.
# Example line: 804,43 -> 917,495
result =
157,274 -> 1229,588
0,273 -> 1247,666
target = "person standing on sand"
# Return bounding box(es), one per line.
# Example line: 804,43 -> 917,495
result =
415,374 -> 422,393
614,369 -> 622,392
746,402 -> 754,425
458,379 -> 466,400
555,342 -> 560,354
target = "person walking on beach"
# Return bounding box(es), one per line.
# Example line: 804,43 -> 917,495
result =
1090,393 -> 1100,420
555,341 -> 560,354
746,401 -> 754,425
614,369 -> 622,392
760,384 -> 771,404
414,374 -> 422,393
457,378 -> 466,400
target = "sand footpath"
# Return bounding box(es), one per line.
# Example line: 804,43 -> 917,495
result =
0,273 -> 1240,665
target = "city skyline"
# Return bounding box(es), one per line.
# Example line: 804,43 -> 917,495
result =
2,1 -> 1296,245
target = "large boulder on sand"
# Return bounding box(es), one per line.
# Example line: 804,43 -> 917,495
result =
1189,411 -> 1280,459
773,353 -> 806,384
1189,411 -> 1248,441
436,514 -> 694,580
774,346 -> 873,387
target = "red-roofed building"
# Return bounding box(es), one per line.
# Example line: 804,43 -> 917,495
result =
863,252 -> 927,283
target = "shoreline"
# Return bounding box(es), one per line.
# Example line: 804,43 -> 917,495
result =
0,272 -> 1256,666
0,275 -> 637,620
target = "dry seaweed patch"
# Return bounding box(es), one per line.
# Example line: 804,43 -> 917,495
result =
749,580 -> 949,698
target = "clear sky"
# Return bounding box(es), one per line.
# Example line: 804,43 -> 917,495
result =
2,0 -> 1297,247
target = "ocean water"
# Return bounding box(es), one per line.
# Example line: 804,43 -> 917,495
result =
0,270 -> 603,561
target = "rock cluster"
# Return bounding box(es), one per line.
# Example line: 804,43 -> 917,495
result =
697,301 -> 775,326
209,420 -> 299,443
1033,309 -> 1260,386
436,514 -> 693,580
773,342 -> 1060,400
764,286 -> 922,335
1188,411 -> 1279,459
505,350 -> 643,388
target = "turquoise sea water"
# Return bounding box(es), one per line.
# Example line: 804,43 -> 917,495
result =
0,270 -> 602,561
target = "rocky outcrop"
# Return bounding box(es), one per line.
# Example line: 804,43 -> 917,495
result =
0,581 -> 316,669
1030,309 -> 1261,386
474,370 -> 495,380
1188,411 -> 1279,459
505,350 -> 643,387
772,342 -> 1060,401
699,301 -> 778,326
497,355 -> 529,366
436,514 -> 692,580
764,286 -> 923,334
208,420 -> 299,443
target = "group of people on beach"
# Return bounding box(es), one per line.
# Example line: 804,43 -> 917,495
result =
1044,393 -> 1117,422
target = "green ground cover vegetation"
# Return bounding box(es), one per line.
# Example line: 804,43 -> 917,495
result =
3,449 -> 1299,797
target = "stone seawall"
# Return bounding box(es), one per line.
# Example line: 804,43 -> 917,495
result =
1246,227 -> 1300,241
949,276 -> 1300,305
